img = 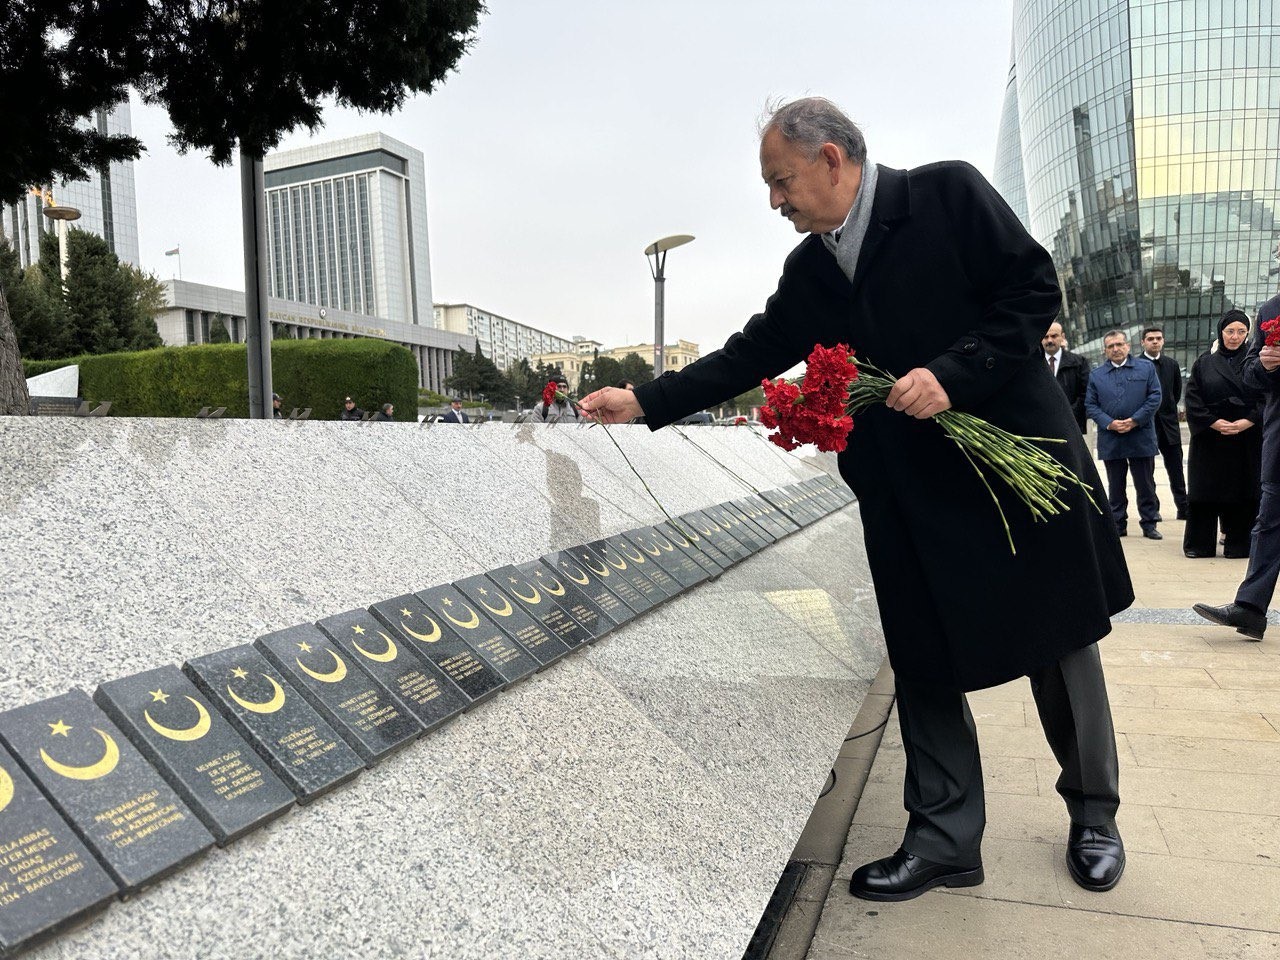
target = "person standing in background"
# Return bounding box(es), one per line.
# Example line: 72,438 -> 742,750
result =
1141,327 -> 1188,520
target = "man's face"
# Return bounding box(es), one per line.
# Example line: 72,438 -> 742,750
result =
1104,336 -> 1130,362
759,127 -> 848,235
1142,330 -> 1164,356
451,401 -> 461,411
1042,323 -> 1065,353
345,400 -> 354,410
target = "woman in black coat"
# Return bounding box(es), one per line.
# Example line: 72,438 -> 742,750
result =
1183,310 -> 1264,558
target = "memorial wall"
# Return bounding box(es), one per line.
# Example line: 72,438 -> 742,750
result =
0,419 -> 884,959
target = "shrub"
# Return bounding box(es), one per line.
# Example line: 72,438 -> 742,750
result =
21,340 -> 418,419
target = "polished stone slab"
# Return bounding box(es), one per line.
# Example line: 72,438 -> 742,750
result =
94,667 -> 295,846
0,690 -> 213,893
542,549 -> 638,624
625,527 -> 707,589
369,595 -> 507,705
516,560 -> 612,641
315,608 -> 470,733
415,585 -> 540,685
585,538 -> 672,608
655,520 -> 724,578
0,740 -> 118,956
683,509 -> 750,564
452,574 -> 573,668
254,624 -> 422,764
182,645 -> 364,804
563,543 -> 651,614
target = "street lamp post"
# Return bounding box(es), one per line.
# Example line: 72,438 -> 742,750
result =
38,190 -> 82,284
644,234 -> 694,377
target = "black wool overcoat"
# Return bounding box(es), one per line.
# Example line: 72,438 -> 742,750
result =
635,162 -> 1134,691
1053,349 -> 1091,433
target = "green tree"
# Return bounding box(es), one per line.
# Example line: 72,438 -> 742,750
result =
140,0 -> 485,416
445,346 -> 480,398
0,0 -> 148,412
578,354 -> 623,395
506,357 -> 543,408
729,385 -> 765,415
617,351 -> 655,386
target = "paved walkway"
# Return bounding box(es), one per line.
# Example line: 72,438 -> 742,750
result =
806,471 -> 1280,959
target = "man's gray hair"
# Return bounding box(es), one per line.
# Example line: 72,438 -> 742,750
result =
761,97 -> 867,164
1103,329 -> 1128,343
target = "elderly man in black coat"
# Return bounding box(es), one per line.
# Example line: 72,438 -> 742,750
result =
1042,321 -> 1090,433
1195,292 -> 1280,640
581,98 -> 1132,901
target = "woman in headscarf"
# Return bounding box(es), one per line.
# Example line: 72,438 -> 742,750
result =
1183,309 -> 1264,558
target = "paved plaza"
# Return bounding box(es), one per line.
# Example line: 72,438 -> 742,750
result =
806,467 -> 1280,959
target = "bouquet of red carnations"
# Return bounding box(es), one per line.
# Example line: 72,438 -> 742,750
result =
1262,317 -> 1280,346
761,344 -> 1100,552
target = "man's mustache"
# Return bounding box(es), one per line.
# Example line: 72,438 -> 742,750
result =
780,204 -> 796,218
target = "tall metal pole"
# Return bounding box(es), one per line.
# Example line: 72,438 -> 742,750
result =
653,263 -> 666,377
240,148 -> 273,419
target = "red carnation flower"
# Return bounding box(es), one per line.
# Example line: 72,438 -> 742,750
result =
1263,317 -> 1280,347
541,381 -> 559,407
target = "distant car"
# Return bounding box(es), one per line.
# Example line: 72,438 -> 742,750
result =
675,411 -> 714,425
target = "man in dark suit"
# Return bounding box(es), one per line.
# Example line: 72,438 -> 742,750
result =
1086,331 -> 1164,539
581,97 -> 1131,901
1140,327 -> 1188,519
1043,321 -> 1089,433
1194,292 -> 1280,640
440,398 -> 470,423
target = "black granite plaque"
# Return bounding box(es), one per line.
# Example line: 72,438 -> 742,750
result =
711,503 -> 768,553
0,690 -> 213,893
94,667 -> 294,847
627,527 -> 706,588
565,543 -> 653,614
760,488 -> 812,527
728,499 -> 779,544
747,493 -> 801,536
541,551 -> 636,625
587,538 -> 676,605
183,645 -> 363,804
316,608 -> 470,732
686,509 -> 751,563
415,585 -> 539,685
789,483 -> 829,522
453,574 -> 573,668
820,474 -> 856,505
668,517 -> 732,574
255,625 -> 422,765
486,566 -> 594,649
0,741 -> 117,956
517,561 -> 612,640
654,520 -> 722,577
605,533 -> 685,596
368,595 -> 506,706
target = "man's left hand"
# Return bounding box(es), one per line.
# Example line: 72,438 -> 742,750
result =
886,367 -> 952,419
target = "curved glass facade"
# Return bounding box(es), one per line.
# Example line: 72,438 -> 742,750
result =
994,55 -> 1032,227
1005,0 -> 1280,374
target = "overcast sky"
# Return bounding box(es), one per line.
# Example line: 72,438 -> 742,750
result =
130,0 -> 1016,352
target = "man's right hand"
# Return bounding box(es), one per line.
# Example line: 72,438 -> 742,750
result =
1260,344 -> 1280,371
578,387 -> 644,424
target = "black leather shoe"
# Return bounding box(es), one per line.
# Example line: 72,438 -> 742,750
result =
848,848 -> 984,902
1066,822 -> 1125,892
1183,550 -> 1212,558
1193,602 -> 1266,640
1143,528 -> 1163,540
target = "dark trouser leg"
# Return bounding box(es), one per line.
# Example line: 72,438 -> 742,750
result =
1182,502 -> 1220,556
1222,501 -> 1259,558
1027,643 -> 1120,827
1159,438 -> 1188,514
1131,457 -> 1159,530
1236,481 -> 1280,612
894,678 -> 985,866
1104,460 -> 1130,530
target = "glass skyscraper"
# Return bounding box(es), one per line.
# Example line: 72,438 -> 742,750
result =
1,102 -> 140,270
263,133 -> 433,326
995,0 -> 1280,373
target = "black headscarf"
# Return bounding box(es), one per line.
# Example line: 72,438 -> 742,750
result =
1216,308 -> 1251,370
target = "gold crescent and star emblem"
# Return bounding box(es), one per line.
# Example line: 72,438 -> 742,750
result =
0,763 -> 14,814
559,561 -> 591,585
401,615 -> 442,644
638,538 -> 661,557
477,592 -> 513,617
667,529 -> 690,547
653,534 -> 675,552
441,599 -> 481,630
227,674 -> 287,714
536,572 -> 566,596
354,630 -> 399,662
603,549 -> 627,570
296,648 -> 348,683
41,727 -> 120,782
580,555 -> 610,578
144,695 -> 212,743
695,521 -> 714,536
508,580 -> 542,605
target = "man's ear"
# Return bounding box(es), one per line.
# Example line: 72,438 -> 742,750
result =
821,142 -> 844,182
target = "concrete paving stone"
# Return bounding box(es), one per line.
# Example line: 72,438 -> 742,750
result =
1151,806 -> 1280,867
1197,926 -> 1280,960
1125,732 -> 1280,775
1079,763 -> 1280,817
1110,705 -> 1280,741
808,889 -> 1213,960
1100,665 -> 1219,687
1101,647 -> 1274,671
968,698 -> 1028,726
1149,685 -> 1280,714
963,676 -> 1036,703
1106,684 -> 1161,708
1208,669 -> 1280,690
1101,631 -> 1219,653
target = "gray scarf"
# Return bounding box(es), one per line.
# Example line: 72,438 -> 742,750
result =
821,160 -> 879,283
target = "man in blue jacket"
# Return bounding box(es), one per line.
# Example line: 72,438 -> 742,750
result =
1086,330 -> 1164,539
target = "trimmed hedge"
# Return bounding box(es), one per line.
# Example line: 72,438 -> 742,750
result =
21,339 -> 418,420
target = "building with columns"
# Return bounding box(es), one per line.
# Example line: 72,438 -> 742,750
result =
529,337 -> 701,392
153,280 -> 474,393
